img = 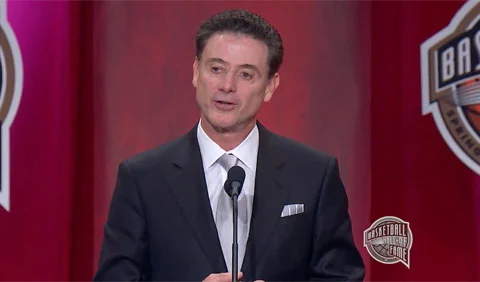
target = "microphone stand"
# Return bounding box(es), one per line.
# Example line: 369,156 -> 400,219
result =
231,183 -> 240,282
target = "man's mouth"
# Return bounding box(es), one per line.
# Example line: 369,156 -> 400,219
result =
216,101 -> 234,105
214,100 -> 236,110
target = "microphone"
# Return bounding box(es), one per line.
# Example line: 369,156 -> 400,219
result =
224,165 -> 246,197
223,165 -> 246,282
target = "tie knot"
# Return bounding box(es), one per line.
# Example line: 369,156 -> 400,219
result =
218,153 -> 238,171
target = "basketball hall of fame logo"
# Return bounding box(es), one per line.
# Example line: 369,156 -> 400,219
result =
364,216 -> 413,268
0,0 -> 24,211
421,1 -> 480,174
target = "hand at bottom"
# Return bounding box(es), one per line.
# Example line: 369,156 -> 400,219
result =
203,272 -> 244,282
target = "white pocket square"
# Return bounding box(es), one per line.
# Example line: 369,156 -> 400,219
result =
281,204 -> 304,217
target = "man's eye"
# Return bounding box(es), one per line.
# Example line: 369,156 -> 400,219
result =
211,66 -> 222,73
241,72 -> 253,80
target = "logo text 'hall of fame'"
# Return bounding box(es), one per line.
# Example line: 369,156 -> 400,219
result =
364,216 -> 413,268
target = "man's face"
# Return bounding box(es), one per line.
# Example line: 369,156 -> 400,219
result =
192,32 -> 279,133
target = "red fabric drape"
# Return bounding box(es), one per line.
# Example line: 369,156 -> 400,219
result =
1,1 -> 479,281
0,1 -> 80,280
370,1 -> 478,280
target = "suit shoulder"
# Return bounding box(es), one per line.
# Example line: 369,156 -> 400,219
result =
120,133 -> 188,171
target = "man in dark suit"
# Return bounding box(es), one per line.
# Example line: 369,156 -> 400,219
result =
94,9 -> 364,282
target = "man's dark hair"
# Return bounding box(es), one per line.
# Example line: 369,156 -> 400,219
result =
195,9 -> 283,78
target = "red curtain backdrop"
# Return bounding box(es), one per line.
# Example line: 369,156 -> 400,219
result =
0,1 -> 79,280
370,1 -> 478,280
0,1 -> 477,281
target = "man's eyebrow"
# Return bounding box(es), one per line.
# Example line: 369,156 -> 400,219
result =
205,58 -> 227,64
205,58 -> 261,73
238,64 -> 260,73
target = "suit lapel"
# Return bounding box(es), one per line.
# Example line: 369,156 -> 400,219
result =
242,123 -> 289,279
168,126 -> 227,273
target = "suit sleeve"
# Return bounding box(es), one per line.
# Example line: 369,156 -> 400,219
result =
93,161 -> 150,281
309,157 -> 365,281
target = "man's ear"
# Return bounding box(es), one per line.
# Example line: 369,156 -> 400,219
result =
192,57 -> 199,88
264,73 -> 280,102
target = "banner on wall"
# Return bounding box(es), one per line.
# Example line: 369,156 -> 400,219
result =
421,0 -> 480,174
0,0 -> 24,211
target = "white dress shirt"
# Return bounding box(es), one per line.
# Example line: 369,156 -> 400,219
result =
197,120 -> 258,269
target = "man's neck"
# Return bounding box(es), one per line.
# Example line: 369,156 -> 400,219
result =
200,119 -> 256,151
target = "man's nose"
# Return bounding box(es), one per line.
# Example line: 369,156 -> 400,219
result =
218,73 -> 236,93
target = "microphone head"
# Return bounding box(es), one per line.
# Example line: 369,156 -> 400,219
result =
224,165 -> 246,197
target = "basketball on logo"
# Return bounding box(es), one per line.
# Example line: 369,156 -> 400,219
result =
421,1 -> 480,174
0,0 -> 24,211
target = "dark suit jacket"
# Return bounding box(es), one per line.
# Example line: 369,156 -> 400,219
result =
94,123 -> 365,281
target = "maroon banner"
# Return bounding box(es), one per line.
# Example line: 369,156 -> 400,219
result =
1,1 -> 479,281
0,1 -> 80,280
371,1 -> 478,280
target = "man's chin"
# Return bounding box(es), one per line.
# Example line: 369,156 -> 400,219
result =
211,122 -> 237,133
201,115 -> 254,134
212,121 -> 257,135
203,116 -> 236,131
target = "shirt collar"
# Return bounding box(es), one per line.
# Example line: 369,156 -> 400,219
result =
197,119 -> 259,172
